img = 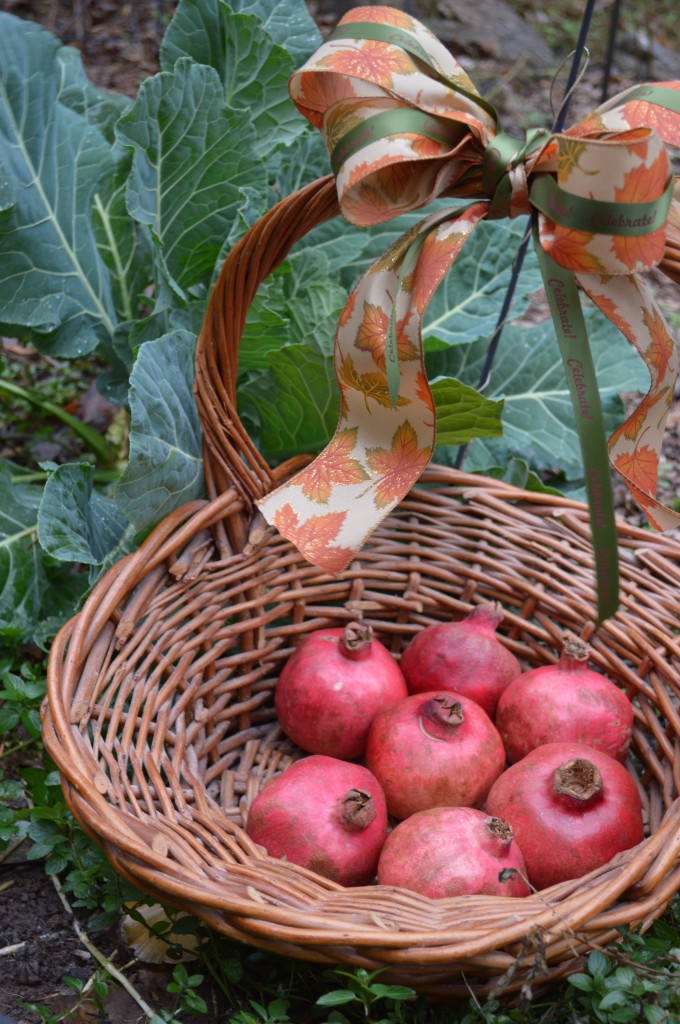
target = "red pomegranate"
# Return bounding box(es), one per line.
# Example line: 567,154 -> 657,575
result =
365,691 -> 506,819
275,622 -> 407,760
245,755 -> 388,887
495,633 -> 634,763
399,603 -> 521,717
485,742 -> 644,890
377,806 -> 531,898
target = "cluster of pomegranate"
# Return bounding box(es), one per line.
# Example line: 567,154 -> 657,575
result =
245,605 -> 643,897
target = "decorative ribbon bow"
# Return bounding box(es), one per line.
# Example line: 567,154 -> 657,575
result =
257,4 -> 680,622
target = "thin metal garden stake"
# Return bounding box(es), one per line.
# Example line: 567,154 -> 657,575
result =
454,0 -> 597,469
601,0 -> 625,102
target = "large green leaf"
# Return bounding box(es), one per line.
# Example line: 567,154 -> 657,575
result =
161,1 -> 305,155
0,14 -> 117,355
37,464 -> 129,567
0,462 -> 85,645
241,345 -> 339,459
423,218 -> 541,348
92,148 -> 153,325
116,58 -> 267,300
431,377 -> 504,445
434,309 -> 650,477
56,44 -> 131,143
114,331 -> 205,533
231,0 -> 321,63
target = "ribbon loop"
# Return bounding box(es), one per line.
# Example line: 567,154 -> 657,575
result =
257,6 -> 680,623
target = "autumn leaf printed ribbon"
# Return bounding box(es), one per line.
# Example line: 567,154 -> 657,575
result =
256,5 -> 680,621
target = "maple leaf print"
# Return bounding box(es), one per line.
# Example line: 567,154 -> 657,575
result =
613,444 -> 658,497
586,291 -> 634,340
557,138 -> 597,180
616,387 -> 671,441
550,226 -> 607,274
272,504 -> 355,573
338,354 -> 411,411
294,428 -> 370,504
642,305 -> 674,380
380,159 -> 419,203
628,488 -> 664,530
342,183 -> 391,226
365,420 -> 432,508
324,104 -> 365,154
566,112 -> 608,138
410,135 -> 449,158
295,73 -> 359,128
612,152 -> 670,269
355,303 -> 418,371
338,288 -> 358,329
620,85 -> 680,146
341,7 -> 416,29
415,369 -> 435,413
407,233 -> 466,314
318,40 -> 415,87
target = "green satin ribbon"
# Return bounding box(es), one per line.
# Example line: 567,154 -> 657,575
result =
531,174 -> 674,236
532,219 -> 619,622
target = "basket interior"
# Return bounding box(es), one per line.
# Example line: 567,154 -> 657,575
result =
45,468 -> 680,995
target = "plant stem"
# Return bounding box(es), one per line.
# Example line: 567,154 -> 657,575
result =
0,378 -> 116,464
50,873 -> 159,1020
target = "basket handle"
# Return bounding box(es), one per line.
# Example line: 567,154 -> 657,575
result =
194,175 -> 339,511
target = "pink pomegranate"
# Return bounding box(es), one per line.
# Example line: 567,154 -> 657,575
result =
377,806 -> 531,898
364,691 -> 506,819
495,633 -> 634,763
245,755 -> 388,887
274,622 -> 408,760
399,603 -> 521,717
485,742 -> 644,890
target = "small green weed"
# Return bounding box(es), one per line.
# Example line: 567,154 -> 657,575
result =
315,967 -> 417,1023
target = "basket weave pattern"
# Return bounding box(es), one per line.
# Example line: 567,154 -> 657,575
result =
44,178 -> 680,998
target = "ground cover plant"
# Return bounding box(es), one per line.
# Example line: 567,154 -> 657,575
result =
1,0 -> 680,1020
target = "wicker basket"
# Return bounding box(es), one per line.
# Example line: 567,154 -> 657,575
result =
44,176 -> 680,999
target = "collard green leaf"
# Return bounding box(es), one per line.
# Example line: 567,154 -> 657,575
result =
0,462 -> 86,644
231,0 -> 321,63
270,131 -> 333,198
423,218 -> 541,348
0,462 -> 41,639
56,44 -> 131,143
115,58 -> 267,299
161,1 -> 305,155
431,377 -> 503,445
114,330 -> 205,533
241,345 -> 339,460
37,464 -> 129,567
436,309 -> 650,477
92,147 -> 153,324
0,14 -> 117,356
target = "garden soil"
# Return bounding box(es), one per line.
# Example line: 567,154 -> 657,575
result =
1,1 -> 680,1021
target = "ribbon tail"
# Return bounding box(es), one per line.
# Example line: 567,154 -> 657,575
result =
256,202 -> 488,574
577,273 -> 680,532
534,223 -> 620,623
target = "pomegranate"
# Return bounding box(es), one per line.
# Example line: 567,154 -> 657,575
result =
364,691 -> 506,819
495,633 -> 634,763
245,755 -> 388,886
377,806 -> 531,898
274,622 -> 408,760
399,603 -> 521,717
485,742 -> 644,890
